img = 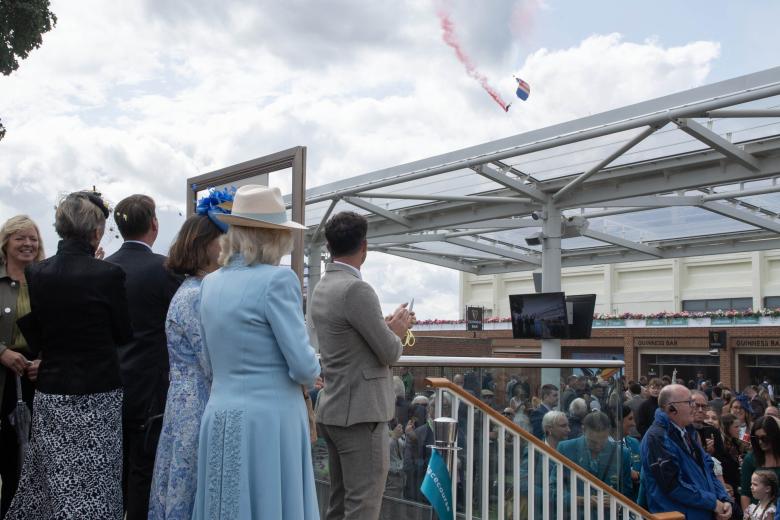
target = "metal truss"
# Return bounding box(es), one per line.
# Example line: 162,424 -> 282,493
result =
295,67 -> 780,276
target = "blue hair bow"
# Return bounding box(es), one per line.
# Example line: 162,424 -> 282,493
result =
196,187 -> 235,233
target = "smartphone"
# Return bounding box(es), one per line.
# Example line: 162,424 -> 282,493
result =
408,298 -> 414,313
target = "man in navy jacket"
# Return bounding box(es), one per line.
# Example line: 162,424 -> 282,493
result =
641,384 -> 732,520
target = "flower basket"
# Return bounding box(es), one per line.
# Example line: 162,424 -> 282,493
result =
646,318 -> 669,326
711,317 -> 734,325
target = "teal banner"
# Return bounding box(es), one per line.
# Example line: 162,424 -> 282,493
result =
592,319 -> 607,327
420,449 -> 454,520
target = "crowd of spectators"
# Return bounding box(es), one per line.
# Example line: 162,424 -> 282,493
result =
373,368 -> 779,519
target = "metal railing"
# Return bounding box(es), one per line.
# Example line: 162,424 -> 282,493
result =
312,356 -> 684,519
421,366 -> 683,520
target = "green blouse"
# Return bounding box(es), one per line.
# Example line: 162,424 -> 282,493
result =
11,282 -> 30,350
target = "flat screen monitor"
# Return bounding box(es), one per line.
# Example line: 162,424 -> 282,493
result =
565,294 -> 597,339
509,292 -> 568,339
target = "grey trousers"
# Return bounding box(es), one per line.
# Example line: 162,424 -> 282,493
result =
319,422 -> 389,520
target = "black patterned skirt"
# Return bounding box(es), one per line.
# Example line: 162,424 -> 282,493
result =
5,388 -> 123,520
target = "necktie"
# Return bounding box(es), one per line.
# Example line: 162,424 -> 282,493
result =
683,431 -> 694,454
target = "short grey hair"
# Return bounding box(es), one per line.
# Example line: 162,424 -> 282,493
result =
569,397 -> 587,417
219,225 -> 293,266
55,192 -> 106,242
542,411 -> 567,434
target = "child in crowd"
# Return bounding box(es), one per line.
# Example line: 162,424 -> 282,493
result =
744,470 -> 778,520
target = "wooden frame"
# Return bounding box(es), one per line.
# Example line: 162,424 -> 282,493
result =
186,146 -> 307,285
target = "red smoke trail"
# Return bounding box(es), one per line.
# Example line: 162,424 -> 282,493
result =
438,10 -> 510,112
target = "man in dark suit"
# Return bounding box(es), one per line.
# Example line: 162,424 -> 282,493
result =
530,383 -> 559,439
106,194 -> 181,520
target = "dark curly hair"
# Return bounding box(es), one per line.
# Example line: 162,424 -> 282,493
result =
324,211 -> 367,257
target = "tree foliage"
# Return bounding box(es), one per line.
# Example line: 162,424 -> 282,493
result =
0,0 -> 57,140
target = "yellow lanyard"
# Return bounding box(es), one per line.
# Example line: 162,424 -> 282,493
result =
402,329 -> 415,348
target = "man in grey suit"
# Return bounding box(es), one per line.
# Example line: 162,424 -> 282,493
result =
311,211 -> 412,520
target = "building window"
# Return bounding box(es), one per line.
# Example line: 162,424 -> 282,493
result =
682,297 -> 753,312
764,296 -> 780,308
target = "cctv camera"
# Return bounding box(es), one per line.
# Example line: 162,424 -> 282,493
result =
530,209 -> 547,221
525,232 -> 545,246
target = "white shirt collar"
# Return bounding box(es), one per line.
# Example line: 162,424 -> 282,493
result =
333,260 -> 362,280
124,240 -> 153,251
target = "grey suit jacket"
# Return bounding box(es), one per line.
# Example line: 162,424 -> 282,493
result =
311,263 -> 403,427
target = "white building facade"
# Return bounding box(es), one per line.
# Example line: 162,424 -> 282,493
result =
460,250 -> 780,319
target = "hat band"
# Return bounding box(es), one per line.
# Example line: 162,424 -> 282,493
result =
230,210 -> 289,224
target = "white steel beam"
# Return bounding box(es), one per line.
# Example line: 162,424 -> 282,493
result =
342,196 -> 412,227
552,125 -> 659,202
704,109 -> 780,118
474,164 -> 548,203
367,234 -> 445,245
379,246 -> 498,262
445,237 -> 542,265
675,118 -> 760,171
356,191 -> 529,204
579,228 -> 664,257
447,218 -> 541,229
579,195 -> 704,208
365,201 -> 536,238
701,183 -> 780,202
699,201 -> 780,233
309,198 -> 339,244
374,248 -> 479,273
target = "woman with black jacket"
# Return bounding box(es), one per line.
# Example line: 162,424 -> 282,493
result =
5,191 -> 132,520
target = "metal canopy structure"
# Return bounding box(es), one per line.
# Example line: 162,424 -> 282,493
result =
289,66 -> 780,360
295,67 -> 780,275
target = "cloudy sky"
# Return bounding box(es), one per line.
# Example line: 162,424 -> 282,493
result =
1,0 -> 778,318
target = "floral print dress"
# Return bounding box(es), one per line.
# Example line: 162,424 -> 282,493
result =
149,277 -> 211,520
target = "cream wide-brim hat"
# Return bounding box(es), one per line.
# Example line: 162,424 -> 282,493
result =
215,185 -> 307,230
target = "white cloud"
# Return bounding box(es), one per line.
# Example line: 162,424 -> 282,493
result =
0,1 -> 723,319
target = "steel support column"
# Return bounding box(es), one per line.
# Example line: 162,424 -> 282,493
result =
541,200 -> 562,387
306,243 -> 322,306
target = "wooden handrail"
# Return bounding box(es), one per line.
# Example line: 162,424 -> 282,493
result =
425,377 -> 685,520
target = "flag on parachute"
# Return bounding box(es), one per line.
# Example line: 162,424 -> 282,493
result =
515,77 -> 530,101
420,449 -> 454,520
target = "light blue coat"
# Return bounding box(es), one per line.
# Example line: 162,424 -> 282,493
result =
191,257 -> 320,520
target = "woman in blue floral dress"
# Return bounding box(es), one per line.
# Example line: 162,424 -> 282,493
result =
148,201 -> 227,520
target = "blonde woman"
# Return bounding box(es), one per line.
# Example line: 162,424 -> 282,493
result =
0,215 -> 44,515
191,185 -> 320,520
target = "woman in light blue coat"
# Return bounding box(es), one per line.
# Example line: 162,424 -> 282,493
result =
191,185 -> 320,520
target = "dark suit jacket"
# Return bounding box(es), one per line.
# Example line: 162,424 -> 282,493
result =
106,241 -> 182,425
22,239 -> 133,395
530,403 -> 552,439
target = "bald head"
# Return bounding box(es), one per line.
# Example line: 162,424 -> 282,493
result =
659,384 -> 693,427
766,406 -> 780,419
